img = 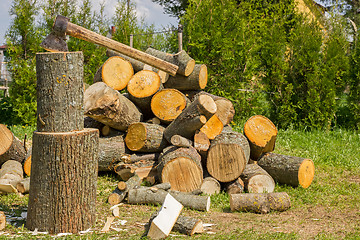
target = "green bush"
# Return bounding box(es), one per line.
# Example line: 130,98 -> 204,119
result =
0,96 -> 17,125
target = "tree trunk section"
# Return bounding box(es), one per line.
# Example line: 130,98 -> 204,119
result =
108,174 -> 141,205
170,135 -> 193,148
165,64 -> 207,90
257,152 -> 315,188
125,122 -> 167,152
145,48 -> 195,77
244,115 -> 278,160
223,177 -> 245,194
240,163 -> 275,193
93,56 -> 133,91
229,193 -> 270,214
193,130 -> 210,156
84,82 -> 142,131
98,132 -> 127,172
23,148 -> 31,177
36,52 -> 84,132
26,128 -> 98,234
163,94 -> 216,142
0,124 -> 26,166
107,49 -> 145,72
199,114 -> 223,140
200,177 -> 221,195
151,89 -> 188,124
157,146 -> 203,192
173,215 -> 204,236
214,98 -> 235,126
206,131 -> 250,183
16,177 -> 30,194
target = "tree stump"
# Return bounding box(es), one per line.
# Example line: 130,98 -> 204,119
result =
36,52 -> 84,132
244,115 -> 278,160
0,124 -> 26,166
84,82 -> 142,131
93,56 -> 134,90
240,163 -> 275,193
27,129 -> 99,233
164,64 -> 208,90
157,146 -> 203,192
257,152 -> 315,188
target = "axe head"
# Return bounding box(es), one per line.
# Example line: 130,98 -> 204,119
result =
40,15 -> 69,52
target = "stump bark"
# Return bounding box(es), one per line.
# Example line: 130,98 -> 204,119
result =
164,64 -> 207,90
84,82 -> 142,131
240,163 -> 275,193
27,129 -> 98,233
0,124 -> 26,166
257,152 -> 315,188
36,52 -> 84,132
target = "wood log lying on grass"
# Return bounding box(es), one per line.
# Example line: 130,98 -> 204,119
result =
229,192 -> 291,214
244,115 -> 278,160
257,152 -> 315,188
84,82 -> 142,131
108,174 -> 141,205
240,164 -> 275,193
0,124 -> 26,166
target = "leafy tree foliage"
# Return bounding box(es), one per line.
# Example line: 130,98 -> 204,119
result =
151,0 -> 189,18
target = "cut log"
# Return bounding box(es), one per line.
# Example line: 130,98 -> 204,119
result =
163,94 -> 217,142
157,146 -> 203,192
199,114 -> 223,140
145,48 -> 195,77
128,187 -> 210,211
23,148 -> 31,177
173,215 -> 204,236
147,193 -> 183,239
147,117 -> 162,125
244,115 -> 278,160
240,164 -> 275,193
101,125 -> 115,136
0,124 -> 26,166
213,98 -> 235,126
27,129 -> 98,234
0,160 -> 23,179
229,192 -> 291,213
164,64 -> 207,90
84,82 -> 142,131
114,160 -> 156,181
0,183 -> 17,194
151,182 -> 172,191
200,177 -> 221,195
143,64 -> 169,84
257,152 -> 315,188
125,122 -> 167,152
223,177 -> 245,195
101,216 -> 115,233
36,52 -> 84,132
108,174 -> 141,205
182,90 -> 224,102
98,132 -> 127,172
127,70 -> 162,116
0,211 -> 5,230
151,89 -> 188,124
84,116 -> 105,131
170,135 -> 193,148
16,177 -> 30,194
193,130 -> 210,156
206,131 -> 250,183
93,56 -> 133,90
107,49 -> 145,72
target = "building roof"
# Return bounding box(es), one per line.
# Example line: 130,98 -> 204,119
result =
0,45 -> 7,50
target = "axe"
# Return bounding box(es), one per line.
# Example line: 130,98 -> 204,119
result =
40,15 -> 178,76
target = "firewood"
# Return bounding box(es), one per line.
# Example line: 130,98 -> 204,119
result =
164,64 -> 207,90
182,90 -> 224,102
157,146 -> 203,192
151,89 -> 188,124
199,114 -> 223,140
163,94 -> 217,142
170,135 -> 193,148
101,216 -> 115,233
145,48 -> 195,76
213,98 -> 235,126
84,116 -> 105,131
244,115 -> 278,160
94,56 -> 134,91
0,211 -> 5,230
114,160 -> 157,181
128,187 -> 211,211
98,132 -> 127,172
258,152 -> 315,188
108,174 -> 141,205
223,177 -> 245,194
240,164 -> 275,193
143,64 -> 169,83
147,194 -> 183,239
206,130 -> 250,182
0,160 -> 23,179
229,192 -> 291,213
0,124 -> 26,166
107,49 -> 145,72
23,148 -> 31,176
200,177 -> 221,195
147,117 -> 161,125
173,215 -> 204,236
16,177 -> 30,194
127,70 -> 162,116
84,82 -> 142,131
101,125 -> 115,136
125,122 -> 168,152
151,182 -> 172,191
193,130 -> 210,156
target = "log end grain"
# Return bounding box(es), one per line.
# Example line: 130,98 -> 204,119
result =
127,70 -> 161,98
125,122 -> 148,151
247,174 -> 275,193
198,94 -> 217,116
200,115 -> 223,140
198,64 -> 208,89
298,159 -> 315,188
23,155 -> 31,177
184,59 -> 196,77
0,124 -> 12,156
108,192 -> 122,206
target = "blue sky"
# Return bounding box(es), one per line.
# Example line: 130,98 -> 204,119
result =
0,0 -> 178,45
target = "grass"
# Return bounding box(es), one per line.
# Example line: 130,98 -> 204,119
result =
0,126 -> 360,239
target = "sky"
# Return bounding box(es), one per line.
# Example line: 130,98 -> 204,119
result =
0,0 -> 178,45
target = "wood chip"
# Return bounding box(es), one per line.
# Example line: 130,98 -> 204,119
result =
101,216 -> 115,233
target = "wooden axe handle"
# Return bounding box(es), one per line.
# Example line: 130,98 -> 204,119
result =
66,22 -> 179,76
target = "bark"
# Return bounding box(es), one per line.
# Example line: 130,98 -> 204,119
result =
173,215 -> 204,236
36,52 -> 84,132
164,64 -> 207,90
98,132 -> 127,172
163,94 -> 217,142
26,128 -> 98,234
193,130 -> 210,157
108,174 -> 141,205
0,124 -> 26,166
240,164 -> 275,193
244,115 -> 278,160
214,98 -> 235,126
125,122 -> 168,152
16,177 -> 30,194
257,152 -> 315,188
157,146 -> 203,192
170,135 -> 193,148
84,82 -> 142,131
93,56 -> 133,91
223,177 -> 245,195
206,130 -> 250,183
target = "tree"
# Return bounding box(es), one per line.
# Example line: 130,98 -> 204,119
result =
151,0 -> 189,19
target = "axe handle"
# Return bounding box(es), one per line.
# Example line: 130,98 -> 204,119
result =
66,22 -> 179,76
